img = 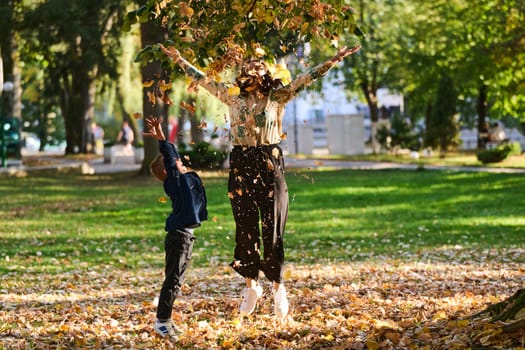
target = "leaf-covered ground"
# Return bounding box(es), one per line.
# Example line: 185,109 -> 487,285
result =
2,248 -> 525,349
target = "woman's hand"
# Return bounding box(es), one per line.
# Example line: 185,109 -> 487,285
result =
333,45 -> 361,63
159,44 -> 181,62
143,116 -> 166,141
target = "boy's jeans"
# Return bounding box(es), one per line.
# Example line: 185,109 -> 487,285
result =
156,229 -> 195,320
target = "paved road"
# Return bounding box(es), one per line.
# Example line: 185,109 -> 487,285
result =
1,154 -> 525,174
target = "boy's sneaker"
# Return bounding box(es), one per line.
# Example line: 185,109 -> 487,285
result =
154,319 -> 182,340
273,285 -> 289,318
239,285 -> 263,315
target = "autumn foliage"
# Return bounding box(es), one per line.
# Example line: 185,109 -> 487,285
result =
2,259 -> 524,349
125,0 -> 363,76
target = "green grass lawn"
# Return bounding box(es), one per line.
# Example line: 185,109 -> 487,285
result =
1,167 -> 524,278
2,167 -> 525,349
298,151 -> 525,168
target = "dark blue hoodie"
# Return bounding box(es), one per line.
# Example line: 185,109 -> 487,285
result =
159,140 -> 208,232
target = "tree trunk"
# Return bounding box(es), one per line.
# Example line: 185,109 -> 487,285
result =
139,18 -> 168,175
476,84 -> 488,150
361,82 -> 379,154
0,0 -> 15,118
62,68 -> 95,155
186,97 -> 204,145
423,102 -> 432,148
471,288 -> 525,333
37,108 -> 49,152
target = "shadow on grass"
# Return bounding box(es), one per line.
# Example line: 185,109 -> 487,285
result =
1,169 -> 524,274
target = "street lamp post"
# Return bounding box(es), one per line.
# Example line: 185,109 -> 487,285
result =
1,81 -> 14,168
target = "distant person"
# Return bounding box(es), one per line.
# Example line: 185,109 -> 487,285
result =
91,121 -> 104,155
489,122 -> 506,144
168,117 -> 179,143
85,117 -> 95,153
117,120 -> 134,153
143,116 -> 208,341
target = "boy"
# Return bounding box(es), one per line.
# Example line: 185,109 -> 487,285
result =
143,116 -> 208,340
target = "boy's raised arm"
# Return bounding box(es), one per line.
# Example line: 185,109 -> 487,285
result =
143,116 -> 166,141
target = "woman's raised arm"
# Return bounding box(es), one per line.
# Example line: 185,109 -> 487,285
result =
159,44 -> 231,104
274,45 -> 361,104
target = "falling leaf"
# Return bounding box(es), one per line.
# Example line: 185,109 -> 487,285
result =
197,120 -> 208,129
158,196 -> 167,204
143,80 -> 155,88
161,94 -> 173,106
181,101 -> 196,114
254,47 -> 266,57
147,91 -> 156,105
228,86 -> 240,96
179,3 -> 194,18
159,79 -> 172,92
133,112 -> 142,120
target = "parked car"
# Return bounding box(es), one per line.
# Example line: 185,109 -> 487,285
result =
0,117 -> 22,158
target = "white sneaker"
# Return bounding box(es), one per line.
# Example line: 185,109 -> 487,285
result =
239,285 -> 263,315
154,319 -> 182,340
273,285 -> 289,318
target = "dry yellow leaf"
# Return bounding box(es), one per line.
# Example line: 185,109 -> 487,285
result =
142,80 -> 154,88
159,79 -> 172,91
432,311 -> 448,321
254,47 -> 266,57
228,86 -> 240,96
366,339 -> 379,350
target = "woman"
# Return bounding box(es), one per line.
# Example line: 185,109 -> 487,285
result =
160,44 -> 360,318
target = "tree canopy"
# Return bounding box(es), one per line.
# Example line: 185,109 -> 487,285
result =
2,0 -> 524,158
125,0 -> 364,76
20,0 -> 130,154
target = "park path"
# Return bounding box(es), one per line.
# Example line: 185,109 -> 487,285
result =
1,153 -> 525,174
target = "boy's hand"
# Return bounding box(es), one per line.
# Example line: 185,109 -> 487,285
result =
143,116 -> 166,141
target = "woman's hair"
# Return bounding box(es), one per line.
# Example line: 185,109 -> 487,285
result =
236,60 -> 283,96
150,153 -> 166,181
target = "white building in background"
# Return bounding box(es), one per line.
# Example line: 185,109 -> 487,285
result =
282,68 -> 402,155
281,67 -> 525,155
282,71 -> 360,155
